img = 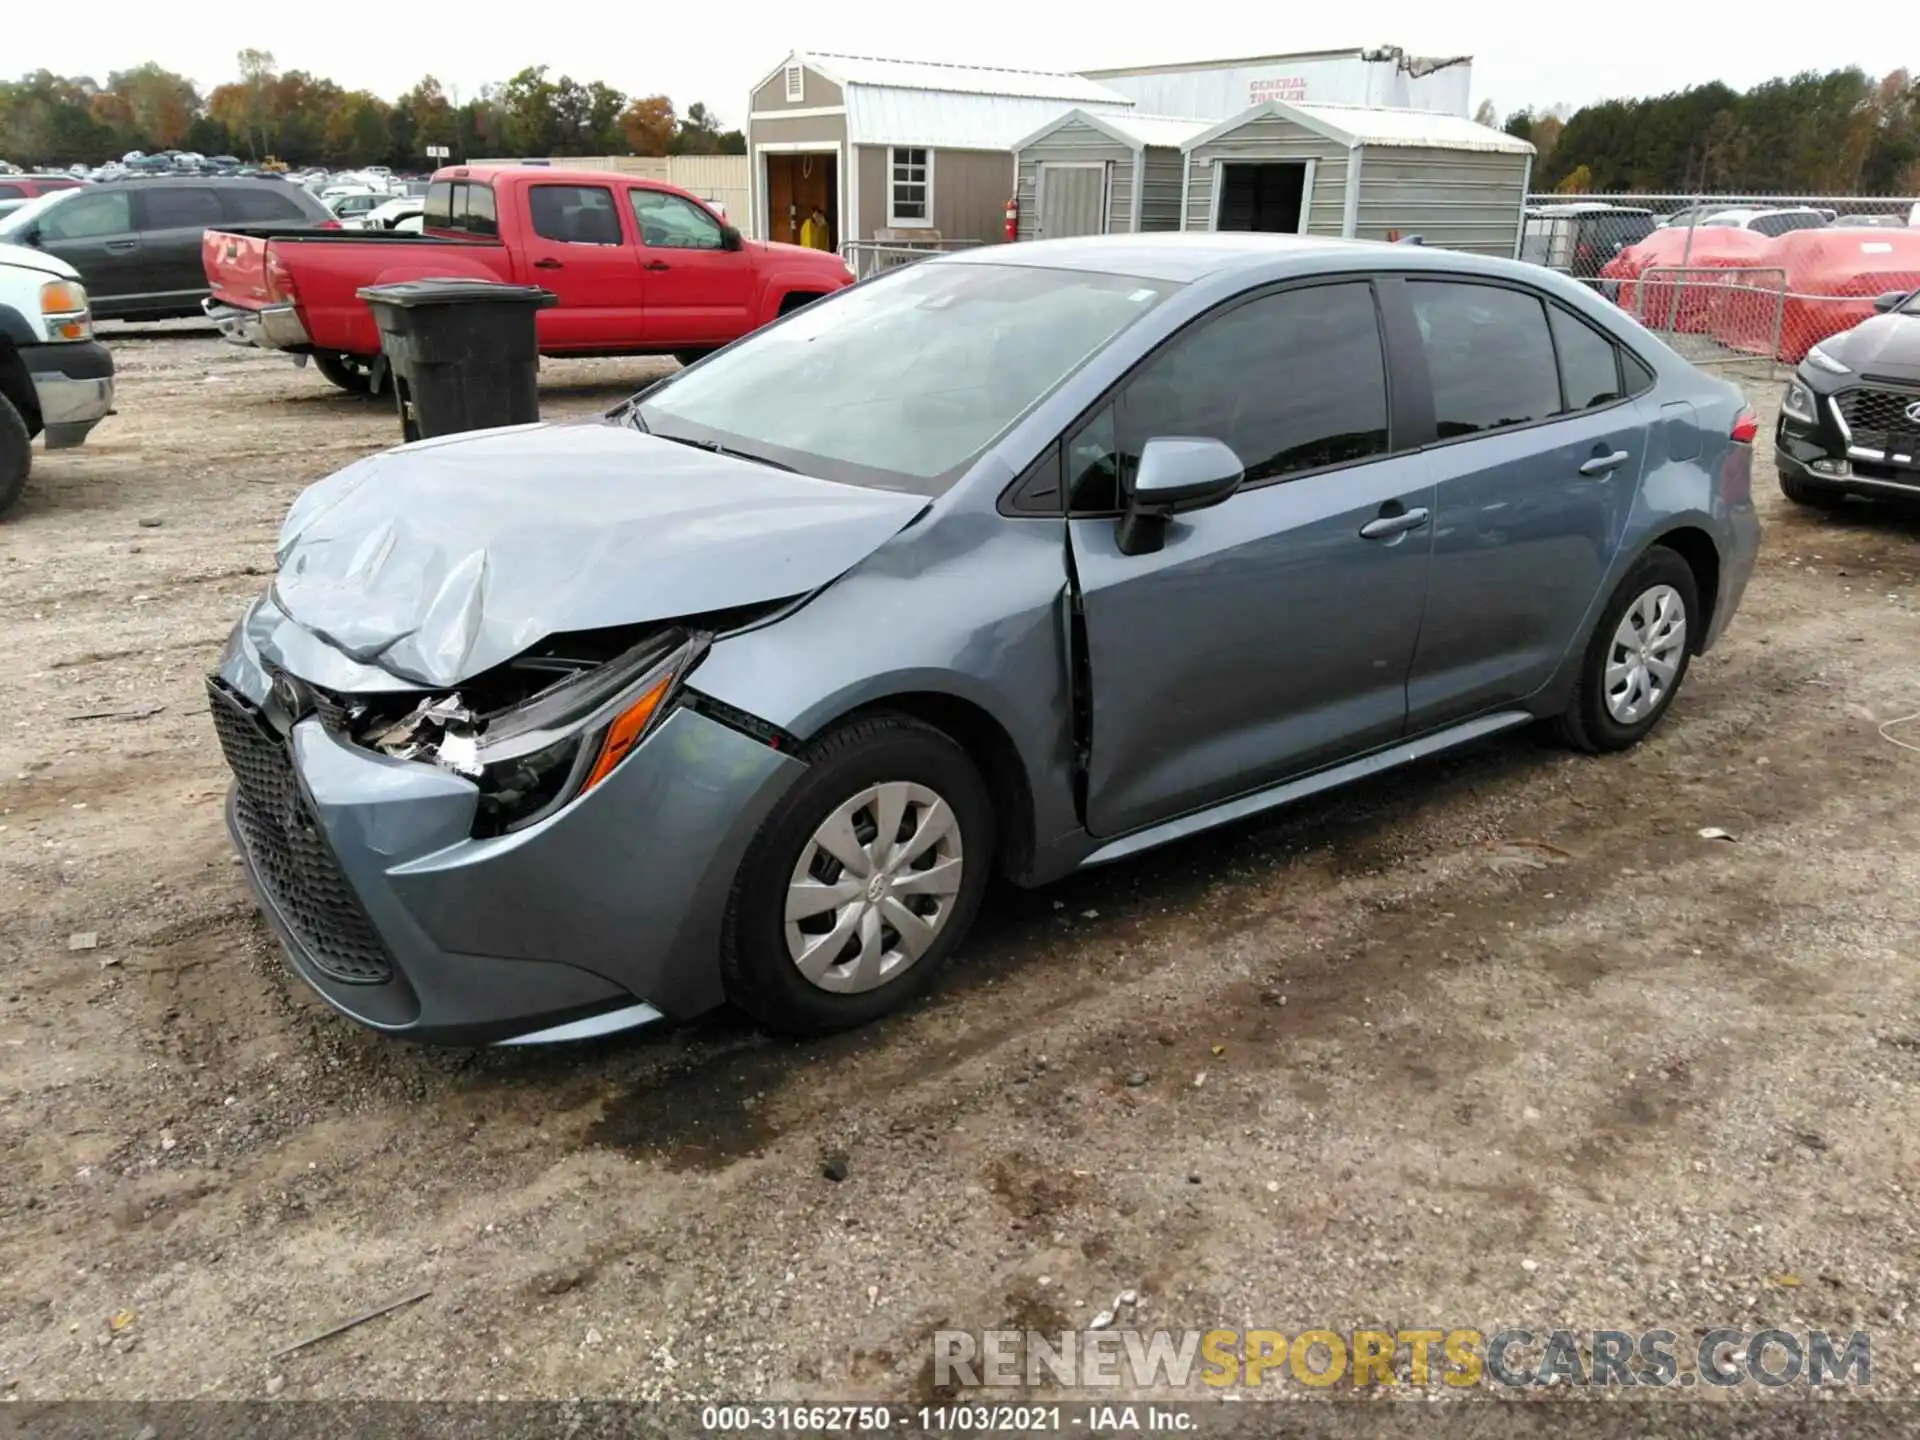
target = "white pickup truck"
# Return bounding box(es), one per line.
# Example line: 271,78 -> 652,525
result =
0,240 -> 115,516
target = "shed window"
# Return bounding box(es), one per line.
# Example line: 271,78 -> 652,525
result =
784,64 -> 805,103
889,147 -> 931,226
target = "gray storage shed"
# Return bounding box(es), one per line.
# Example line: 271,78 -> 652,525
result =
1010,110 -> 1209,240
1181,101 -> 1535,255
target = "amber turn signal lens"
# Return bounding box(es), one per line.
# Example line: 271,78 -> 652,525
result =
39,280 -> 91,341
579,674 -> 675,794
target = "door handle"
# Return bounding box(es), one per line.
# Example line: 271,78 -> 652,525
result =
1359,506 -> 1430,540
644,260 -> 671,272
105,239 -> 138,253
1580,448 -> 1631,477
532,258 -> 563,270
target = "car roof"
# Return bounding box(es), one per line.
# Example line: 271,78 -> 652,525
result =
940,232 -> 1559,287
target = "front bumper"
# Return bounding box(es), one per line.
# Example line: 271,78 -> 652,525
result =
212,620 -> 805,1044
24,340 -> 114,449
203,297 -> 310,351
1776,379 -> 1920,498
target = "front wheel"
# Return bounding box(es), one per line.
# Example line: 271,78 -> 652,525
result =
0,389 -> 31,518
721,715 -> 994,1034
1555,547 -> 1700,753
311,352 -> 386,396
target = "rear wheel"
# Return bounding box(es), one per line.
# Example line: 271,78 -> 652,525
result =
1779,471 -> 1846,509
1555,546 -> 1699,754
721,715 -> 994,1034
671,349 -> 713,368
312,352 -> 385,395
0,390 -> 30,518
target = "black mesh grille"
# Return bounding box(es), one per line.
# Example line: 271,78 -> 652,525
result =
1837,385 -> 1920,464
208,680 -> 395,985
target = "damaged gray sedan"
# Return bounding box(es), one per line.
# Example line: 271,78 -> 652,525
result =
211,235 -> 1758,1043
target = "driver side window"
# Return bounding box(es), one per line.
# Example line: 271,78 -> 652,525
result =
628,189 -> 725,250
40,191 -> 133,242
1065,281 -> 1391,515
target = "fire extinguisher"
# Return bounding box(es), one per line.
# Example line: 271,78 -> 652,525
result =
1004,195 -> 1019,243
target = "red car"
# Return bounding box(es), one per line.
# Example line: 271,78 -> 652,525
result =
0,174 -> 84,207
202,166 -> 854,392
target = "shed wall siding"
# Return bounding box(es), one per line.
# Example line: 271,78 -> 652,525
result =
750,113 -> 847,147
1139,148 -> 1185,231
1014,122 -> 1132,237
856,145 -> 1012,243
1350,147 -> 1529,255
1186,116 -> 1347,234
751,66 -> 844,113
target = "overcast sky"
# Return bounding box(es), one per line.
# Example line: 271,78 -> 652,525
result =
10,3 -> 1913,126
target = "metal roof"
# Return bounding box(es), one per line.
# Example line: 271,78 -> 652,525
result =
1185,101 -> 1534,155
802,52 -> 1132,104
847,89 -> 1134,152
1012,108 -> 1213,153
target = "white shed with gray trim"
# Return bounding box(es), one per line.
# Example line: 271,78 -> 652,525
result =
1180,101 -> 1535,256
1011,110 -> 1209,240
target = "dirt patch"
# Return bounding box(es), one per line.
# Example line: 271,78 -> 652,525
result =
1,336 -> 1918,1403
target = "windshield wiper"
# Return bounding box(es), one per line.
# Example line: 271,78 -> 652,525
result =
650,431 -> 796,473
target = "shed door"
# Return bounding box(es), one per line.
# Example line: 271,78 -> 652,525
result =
1038,164 -> 1107,238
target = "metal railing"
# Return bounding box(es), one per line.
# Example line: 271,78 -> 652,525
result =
840,238 -> 985,281
1614,266 -> 1788,379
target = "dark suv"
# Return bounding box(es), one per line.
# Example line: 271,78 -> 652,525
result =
0,176 -> 335,321
1776,289 -> 1920,506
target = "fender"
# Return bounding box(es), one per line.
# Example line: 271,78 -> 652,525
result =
752,266 -> 846,326
0,304 -> 39,347
304,249 -> 512,357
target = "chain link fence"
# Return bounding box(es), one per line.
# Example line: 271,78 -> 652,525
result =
1521,193 -> 1920,379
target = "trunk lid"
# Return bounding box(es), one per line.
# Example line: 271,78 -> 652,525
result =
271,419 -> 929,688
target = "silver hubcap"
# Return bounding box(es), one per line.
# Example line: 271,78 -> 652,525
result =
784,781 -> 964,993
1604,583 -> 1687,725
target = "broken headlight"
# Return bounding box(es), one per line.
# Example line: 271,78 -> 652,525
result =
362,629 -> 708,836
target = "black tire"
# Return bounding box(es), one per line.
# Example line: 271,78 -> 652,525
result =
671,349 -> 713,368
777,292 -> 826,315
312,352 -> 384,395
0,389 -> 31,519
720,714 -> 995,1035
1555,546 -> 1701,754
1779,471 -> 1846,509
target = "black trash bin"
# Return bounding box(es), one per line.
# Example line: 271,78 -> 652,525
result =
356,279 -> 557,443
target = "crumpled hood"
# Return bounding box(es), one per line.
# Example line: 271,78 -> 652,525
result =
1820,311 -> 1920,381
271,420 -> 927,687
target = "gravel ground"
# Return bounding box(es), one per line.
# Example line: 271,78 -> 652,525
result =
1,329 -> 1917,1406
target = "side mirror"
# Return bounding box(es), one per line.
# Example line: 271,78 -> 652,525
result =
719,223 -> 744,251
1116,436 -> 1244,556
1873,290 -> 1909,314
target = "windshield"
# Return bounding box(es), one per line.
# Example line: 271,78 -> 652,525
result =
0,187 -> 76,240
1751,211 -> 1829,237
636,261 -> 1180,493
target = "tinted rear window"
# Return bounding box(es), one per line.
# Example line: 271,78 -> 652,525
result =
422,179 -> 497,236
223,186 -> 309,223
1410,280 -> 1560,438
141,187 -> 225,229
1751,211 -> 1828,237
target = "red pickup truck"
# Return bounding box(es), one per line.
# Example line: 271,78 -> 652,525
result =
202,165 -> 854,391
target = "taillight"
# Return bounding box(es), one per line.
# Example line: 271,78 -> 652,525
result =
1730,407 -> 1759,444
319,218 -> 342,230
264,250 -> 297,305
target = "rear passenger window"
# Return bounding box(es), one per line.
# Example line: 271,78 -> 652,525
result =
1622,350 -> 1656,396
223,186 -> 307,223
1409,281 -> 1559,437
0,184 -> 22,200
529,185 -> 621,245
424,180 -> 453,230
465,183 -> 498,237
1549,306 -> 1623,411
141,187 -> 225,230
1106,282 -> 1389,502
